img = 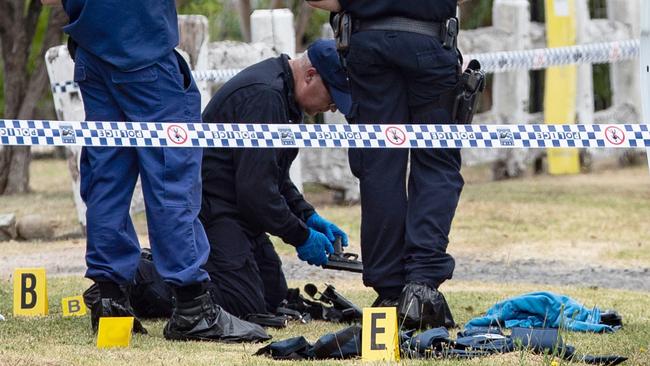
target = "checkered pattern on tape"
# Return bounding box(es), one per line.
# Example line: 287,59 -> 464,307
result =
1,119 -> 649,149
48,40 -> 640,94
191,69 -> 240,83
469,40 -> 640,73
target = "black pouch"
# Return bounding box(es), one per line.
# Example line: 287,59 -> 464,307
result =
312,325 -> 362,359
600,310 -> 623,328
282,288 -> 328,321
304,283 -> 362,323
129,248 -> 173,318
245,313 -> 289,329
331,12 -> 352,54
84,249 -> 173,319
404,327 -> 453,355
255,336 -> 314,360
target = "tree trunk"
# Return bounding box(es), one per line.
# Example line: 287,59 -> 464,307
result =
1,147 -> 31,194
294,1 -> 313,52
0,1 -> 67,195
237,0 -> 252,42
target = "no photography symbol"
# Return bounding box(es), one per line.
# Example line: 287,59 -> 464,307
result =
385,126 -> 406,145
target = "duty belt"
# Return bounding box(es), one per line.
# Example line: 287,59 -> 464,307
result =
351,16 -> 459,50
353,16 -> 441,38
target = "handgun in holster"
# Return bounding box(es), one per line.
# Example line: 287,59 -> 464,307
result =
451,59 -> 486,124
322,237 -> 363,273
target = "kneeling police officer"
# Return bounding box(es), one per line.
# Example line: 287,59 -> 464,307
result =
200,40 -> 351,318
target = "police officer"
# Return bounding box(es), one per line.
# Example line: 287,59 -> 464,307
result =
43,0 -> 268,342
200,39 -> 351,318
308,0 -> 462,329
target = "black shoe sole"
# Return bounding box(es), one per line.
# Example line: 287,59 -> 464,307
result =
163,328 -> 269,343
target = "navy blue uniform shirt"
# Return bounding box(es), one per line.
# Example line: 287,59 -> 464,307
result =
339,0 -> 456,21
200,55 -> 315,247
62,0 -> 179,71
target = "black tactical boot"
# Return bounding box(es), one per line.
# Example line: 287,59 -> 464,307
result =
371,296 -> 399,308
163,292 -> 271,342
397,282 -> 455,330
90,297 -> 148,334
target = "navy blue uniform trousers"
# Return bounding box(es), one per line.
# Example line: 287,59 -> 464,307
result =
345,30 -> 464,296
203,219 -> 288,317
74,47 -> 210,287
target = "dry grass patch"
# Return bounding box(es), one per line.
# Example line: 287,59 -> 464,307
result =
0,277 -> 648,366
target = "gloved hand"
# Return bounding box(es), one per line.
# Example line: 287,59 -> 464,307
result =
306,213 -> 349,247
296,229 -> 335,266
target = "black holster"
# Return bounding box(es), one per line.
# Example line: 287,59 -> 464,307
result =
451,59 -> 486,124
331,12 -> 352,67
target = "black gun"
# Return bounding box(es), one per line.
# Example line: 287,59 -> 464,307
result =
322,237 -> 363,273
304,283 -> 362,322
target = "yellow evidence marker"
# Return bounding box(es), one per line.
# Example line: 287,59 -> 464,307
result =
13,268 -> 48,316
96,317 -> 134,349
61,295 -> 87,317
362,307 -> 400,361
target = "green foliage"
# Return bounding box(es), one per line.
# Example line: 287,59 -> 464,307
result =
179,0 -> 330,46
593,64 -> 612,110
27,6 -> 52,76
302,8 -> 330,46
179,0 -> 245,41
459,0 -> 493,29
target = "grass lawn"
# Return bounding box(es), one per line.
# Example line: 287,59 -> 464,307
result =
0,278 -> 649,365
1,159 -> 649,365
2,159 -> 649,268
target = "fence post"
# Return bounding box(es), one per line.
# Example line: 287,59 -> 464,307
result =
491,0 -> 530,178
575,0 -> 595,126
251,9 -> 303,191
178,15 -> 211,110
607,0 -> 641,110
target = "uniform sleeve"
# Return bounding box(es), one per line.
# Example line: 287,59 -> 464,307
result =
233,89 -> 311,247
280,168 -> 316,222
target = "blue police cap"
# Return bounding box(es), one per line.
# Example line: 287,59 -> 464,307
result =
307,39 -> 352,115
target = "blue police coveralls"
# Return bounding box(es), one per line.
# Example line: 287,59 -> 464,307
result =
63,0 -> 210,287
340,0 -> 463,298
199,55 -> 315,316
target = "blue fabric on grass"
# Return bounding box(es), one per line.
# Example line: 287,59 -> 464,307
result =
465,291 -> 614,333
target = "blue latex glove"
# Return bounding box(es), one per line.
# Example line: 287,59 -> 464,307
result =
306,213 -> 349,247
297,229 -> 335,266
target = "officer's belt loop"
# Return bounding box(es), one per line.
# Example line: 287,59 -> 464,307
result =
353,16 -> 443,40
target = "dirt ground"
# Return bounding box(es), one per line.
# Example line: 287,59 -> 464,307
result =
2,244 -> 648,292
1,159 -> 649,292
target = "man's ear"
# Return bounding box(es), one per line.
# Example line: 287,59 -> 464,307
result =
305,67 -> 318,84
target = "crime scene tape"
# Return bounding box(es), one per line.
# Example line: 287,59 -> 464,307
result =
0,119 -> 648,149
49,40 -> 639,95
467,39 -> 639,73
